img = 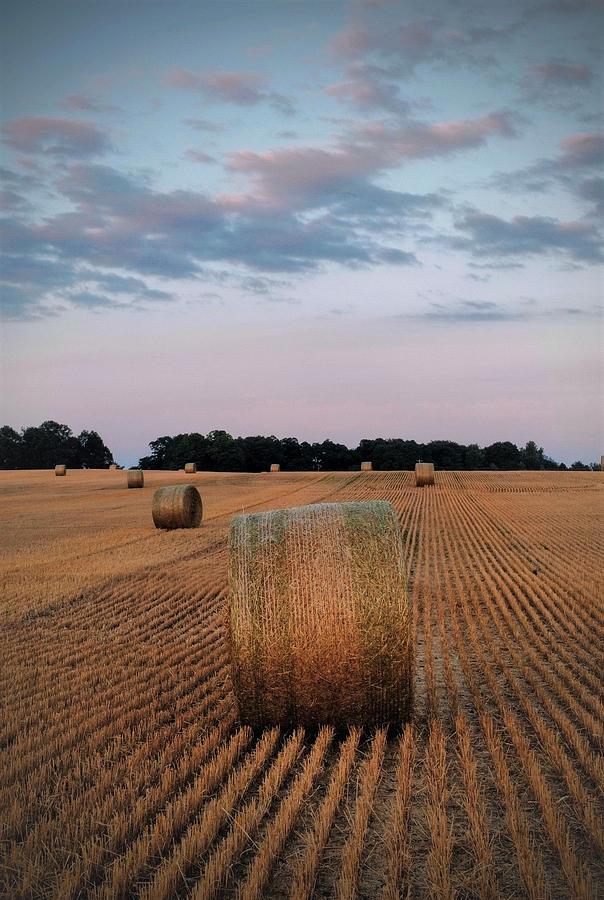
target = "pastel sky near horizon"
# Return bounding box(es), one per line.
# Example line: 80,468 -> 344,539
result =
1,0 -> 602,466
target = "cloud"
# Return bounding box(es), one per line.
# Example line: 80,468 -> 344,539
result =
528,60 -> 593,85
59,94 -> 121,113
2,117 -> 111,158
330,17 -> 511,74
421,299 -> 518,321
228,110 -> 516,210
450,210 -> 603,263
167,68 -> 296,114
576,176 -> 604,217
1,157 -> 423,320
325,66 -> 412,114
183,149 -> 217,164
184,118 -> 225,133
493,132 -> 604,195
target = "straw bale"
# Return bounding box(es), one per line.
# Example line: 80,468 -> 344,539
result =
270,463 -> 281,472
184,462 -> 197,474
415,462 -> 434,486
127,469 -> 144,489
361,461 -> 373,471
152,484 -> 203,529
54,465 -> 66,476
228,499 -> 413,729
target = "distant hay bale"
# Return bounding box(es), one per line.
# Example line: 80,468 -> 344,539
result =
184,462 -> 197,474
415,462 -> 434,487
127,469 -> 144,489
270,463 -> 281,472
109,464 -> 118,470
601,455 -> 604,472
361,461 -> 373,471
54,465 -> 66,476
152,484 -> 203,530
228,500 -> 413,729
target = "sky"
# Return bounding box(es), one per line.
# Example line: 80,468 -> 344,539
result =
0,0 -> 602,466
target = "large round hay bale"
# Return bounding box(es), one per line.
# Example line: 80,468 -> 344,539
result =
415,462 -> 434,486
270,463 -> 280,472
55,465 -> 66,476
184,462 -> 197,474
361,461 -> 373,471
228,500 -> 412,729
127,469 -> 144,489
152,484 -> 203,529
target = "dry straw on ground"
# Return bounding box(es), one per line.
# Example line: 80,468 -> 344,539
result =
152,484 -> 203,530
270,464 -> 280,472
127,470 -> 144,489
228,499 -> 413,729
415,462 -> 435,486
184,463 -> 197,474
54,465 -> 66,476
361,461 -> 373,471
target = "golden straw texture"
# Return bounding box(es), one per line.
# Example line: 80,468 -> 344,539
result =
152,484 -> 203,530
184,462 -> 197,474
228,500 -> 413,729
361,461 -> 373,471
270,463 -> 281,472
54,465 -> 66,476
127,470 -> 144,489
415,462 -> 435,487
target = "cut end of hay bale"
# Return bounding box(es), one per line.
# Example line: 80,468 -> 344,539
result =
360,461 -> 373,471
415,462 -> 434,487
54,465 -> 66,476
184,462 -> 197,474
270,463 -> 281,472
152,484 -> 203,530
127,469 -> 144,489
228,499 -> 413,730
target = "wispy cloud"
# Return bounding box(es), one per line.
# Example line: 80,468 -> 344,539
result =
167,68 -> 296,114
2,117 -> 111,158
450,210 -> 603,263
59,94 -> 121,113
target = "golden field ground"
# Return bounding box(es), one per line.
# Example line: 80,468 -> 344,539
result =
0,468 -> 603,899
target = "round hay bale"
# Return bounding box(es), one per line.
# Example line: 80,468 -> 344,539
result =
601,455 -> 604,472
55,464 -> 66,476
361,461 -> 373,471
127,469 -> 144,489
228,500 -> 413,729
415,462 -> 434,487
152,484 -> 203,529
184,462 -> 197,474
109,463 -> 118,470
270,463 -> 280,472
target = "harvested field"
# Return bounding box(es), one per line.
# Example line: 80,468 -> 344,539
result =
0,468 -> 603,899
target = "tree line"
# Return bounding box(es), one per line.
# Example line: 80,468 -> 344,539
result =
138,430 -> 599,472
0,421 -> 114,469
0,422 -> 599,471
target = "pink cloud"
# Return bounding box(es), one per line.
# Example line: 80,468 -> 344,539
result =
59,94 -> 120,113
228,111 -> 517,208
2,117 -> 110,157
167,68 -> 265,104
530,61 -> 593,84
